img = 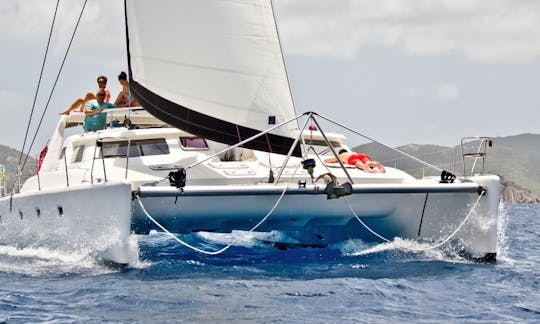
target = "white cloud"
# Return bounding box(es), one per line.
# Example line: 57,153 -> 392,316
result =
0,0 -> 125,65
276,0 -> 540,63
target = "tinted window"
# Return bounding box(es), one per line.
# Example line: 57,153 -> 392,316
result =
138,139 -> 169,156
102,141 -> 131,157
180,137 -> 208,149
102,139 -> 169,157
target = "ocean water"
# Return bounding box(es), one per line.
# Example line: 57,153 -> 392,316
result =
0,204 -> 539,323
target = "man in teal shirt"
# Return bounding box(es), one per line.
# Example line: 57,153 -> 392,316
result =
83,89 -> 117,131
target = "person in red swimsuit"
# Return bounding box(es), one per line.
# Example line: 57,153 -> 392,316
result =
324,149 -> 386,173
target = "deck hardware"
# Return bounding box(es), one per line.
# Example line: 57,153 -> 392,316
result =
268,169 -> 275,183
301,158 -> 316,182
324,181 -> 352,199
36,208 -> 41,218
168,168 -> 186,189
57,205 -> 64,216
19,210 -> 23,219
440,170 -> 456,183
297,180 -> 306,188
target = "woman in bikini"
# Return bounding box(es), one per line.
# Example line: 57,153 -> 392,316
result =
324,149 -> 386,173
114,71 -> 140,107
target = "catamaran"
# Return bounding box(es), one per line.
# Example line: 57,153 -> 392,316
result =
0,0 -> 499,265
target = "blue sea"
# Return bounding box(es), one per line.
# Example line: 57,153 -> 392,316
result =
0,204 -> 539,323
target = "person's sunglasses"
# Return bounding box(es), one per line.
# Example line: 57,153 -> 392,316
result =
98,80 -> 106,83
97,94 -> 106,97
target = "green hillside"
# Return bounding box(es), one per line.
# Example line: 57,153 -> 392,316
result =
0,145 -> 37,193
354,133 -> 540,196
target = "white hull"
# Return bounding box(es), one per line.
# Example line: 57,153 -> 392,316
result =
0,181 -> 135,265
134,175 -> 499,260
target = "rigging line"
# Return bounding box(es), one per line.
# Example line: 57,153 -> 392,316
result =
345,190 -> 485,252
22,0 -> 88,170
135,184 -> 291,255
18,0 -> 60,169
269,0 -> 298,117
314,112 -> 444,173
186,112 -> 307,170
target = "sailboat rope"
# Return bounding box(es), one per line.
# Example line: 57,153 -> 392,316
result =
315,113 -> 445,173
20,0 -> 89,172
344,189 -> 486,252
18,0 -> 60,169
134,184 -> 292,255
186,112 -> 307,171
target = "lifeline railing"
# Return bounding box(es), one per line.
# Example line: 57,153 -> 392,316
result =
185,111 -> 445,184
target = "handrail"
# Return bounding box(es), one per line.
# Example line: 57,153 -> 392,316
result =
461,136 -> 492,176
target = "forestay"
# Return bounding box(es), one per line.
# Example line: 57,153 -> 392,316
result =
124,0 -> 301,155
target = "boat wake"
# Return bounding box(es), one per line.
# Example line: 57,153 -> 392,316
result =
0,236 -> 144,276
0,244 -> 111,276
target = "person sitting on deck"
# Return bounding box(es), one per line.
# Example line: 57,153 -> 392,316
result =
59,92 -> 96,115
324,149 -> 386,173
83,89 -> 117,131
96,75 -> 111,102
59,75 -> 111,115
114,71 -> 140,107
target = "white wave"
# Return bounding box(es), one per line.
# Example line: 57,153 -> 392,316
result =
336,239 -> 376,255
345,237 -> 469,262
0,245 -> 90,263
0,244 -> 109,276
0,235 -> 143,275
197,230 -> 268,248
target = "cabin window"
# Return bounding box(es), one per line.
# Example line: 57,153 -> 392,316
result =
138,139 -> 169,156
303,140 -> 341,147
180,137 -> 208,150
73,145 -> 86,163
102,139 -> 169,158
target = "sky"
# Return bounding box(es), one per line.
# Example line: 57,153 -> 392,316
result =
1,0 -> 539,157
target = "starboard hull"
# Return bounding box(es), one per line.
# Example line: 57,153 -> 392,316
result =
133,175 -> 499,260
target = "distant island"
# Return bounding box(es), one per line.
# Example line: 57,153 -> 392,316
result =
2,133 -> 539,203
351,133 -> 540,204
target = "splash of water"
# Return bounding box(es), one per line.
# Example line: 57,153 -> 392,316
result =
0,244 -> 108,276
339,237 -> 471,263
496,203 -> 513,265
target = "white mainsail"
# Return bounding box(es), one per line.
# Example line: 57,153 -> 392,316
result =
125,0 -> 300,155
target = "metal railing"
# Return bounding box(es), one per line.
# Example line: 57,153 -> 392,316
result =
461,136 -> 492,176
